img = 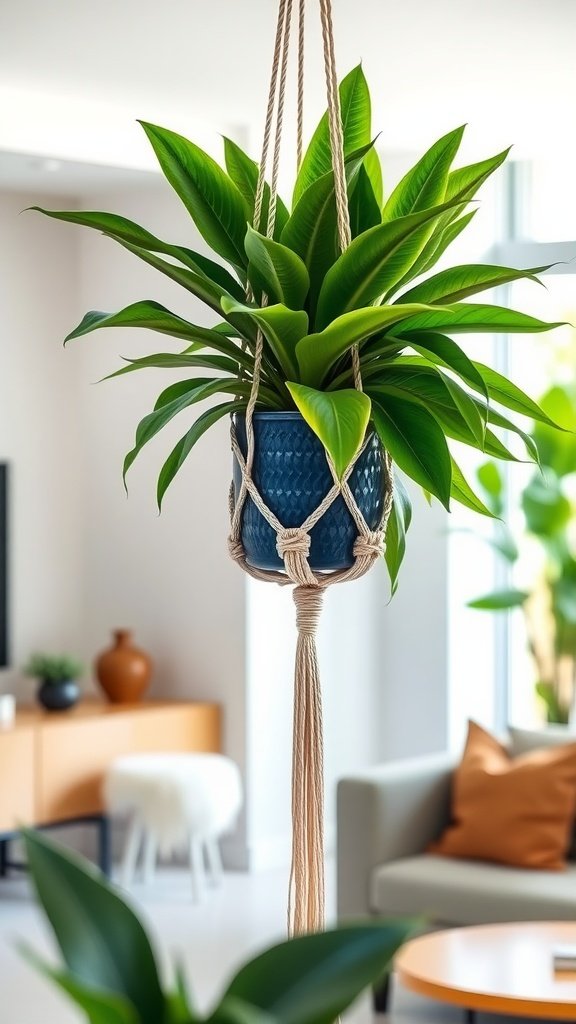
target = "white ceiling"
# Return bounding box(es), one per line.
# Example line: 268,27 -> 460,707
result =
0,0 -> 575,188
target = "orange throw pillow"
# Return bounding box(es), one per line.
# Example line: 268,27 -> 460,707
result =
431,720 -> 576,870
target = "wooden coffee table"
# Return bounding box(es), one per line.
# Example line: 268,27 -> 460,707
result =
395,922 -> 576,1020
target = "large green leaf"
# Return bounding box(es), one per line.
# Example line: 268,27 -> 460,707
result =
296,304 -> 436,387
104,352 -> 251,380
365,366 -> 517,462
450,459 -> 497,517
23,830 -> 164,1024
382,125 -> 465,222
29,207 -> 245,300
244,226 -> 310,309
124,378 -> 253,481
293,65 -> 372,205
222,297 -> 308,380
472,362 -> 566,428
214,921 -> 415,1024
477,460 -> 504,515
64,301 -> 253,369
281,142 -> 374,320
158,402 -> 238,509
390,303 -> 564,337
390,210 -> 478,295
315,198 -> 465,328
384,474 -> 412,595
21,951 -> 138,1024
446,148 -> 511,204
371,394 -> 452,508
348,164 -> 382,237
139,121 -> 249,273
394,331 -> 488,402
223,136 -> 289,238
521,471 -> 572,536
286,383 -> 371,479
400,263 -> 549,305
468,589 -> 529,610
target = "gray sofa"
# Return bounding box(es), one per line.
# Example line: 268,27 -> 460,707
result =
337,750 -> 576,927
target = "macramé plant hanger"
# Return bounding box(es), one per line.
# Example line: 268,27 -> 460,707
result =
33,0 -> 565,939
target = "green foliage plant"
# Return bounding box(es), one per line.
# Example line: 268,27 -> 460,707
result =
23,653 -> 84,685
21,828 -> 417,1024
469,382 -> 576,723
33,66 -> 565,591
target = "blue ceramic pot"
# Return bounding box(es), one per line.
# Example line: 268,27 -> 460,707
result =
232,412 -> 387,572
38,679 -> 80,712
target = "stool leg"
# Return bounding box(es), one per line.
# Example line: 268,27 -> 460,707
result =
189,836 -> 205,902
121,817 -> 144,888
205,836 -> 223,887
143,832 -> 157,885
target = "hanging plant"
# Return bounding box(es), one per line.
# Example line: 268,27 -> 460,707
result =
32,63 -> 562,590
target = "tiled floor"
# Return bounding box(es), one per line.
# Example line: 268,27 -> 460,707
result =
0,862 -> 561,1024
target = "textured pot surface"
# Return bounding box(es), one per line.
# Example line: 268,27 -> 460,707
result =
38,679 -> 80,712
232,412 -> 387,571
95,629 -> 152,704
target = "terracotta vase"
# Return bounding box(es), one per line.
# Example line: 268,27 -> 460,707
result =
95,629 -> 152,704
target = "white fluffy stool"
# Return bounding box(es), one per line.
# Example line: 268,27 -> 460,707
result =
104,753 -> 242,900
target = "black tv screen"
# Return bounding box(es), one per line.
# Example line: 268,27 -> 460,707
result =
0,464 -> 8,667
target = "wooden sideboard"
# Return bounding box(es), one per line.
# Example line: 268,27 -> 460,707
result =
0,700 -> 221,873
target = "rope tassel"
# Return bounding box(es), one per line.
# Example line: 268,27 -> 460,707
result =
289,585 -> 326,936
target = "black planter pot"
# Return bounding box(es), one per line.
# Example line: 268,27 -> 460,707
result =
37,679 -> 80,712
233,411 -> 388,572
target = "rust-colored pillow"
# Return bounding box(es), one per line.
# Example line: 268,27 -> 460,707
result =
431,721 -> 576,870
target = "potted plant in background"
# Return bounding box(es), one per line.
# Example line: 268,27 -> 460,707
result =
24,653 -> 83,712
469,381 -> 576,724
32,65 -> 564,590
21,829 -> 416,1024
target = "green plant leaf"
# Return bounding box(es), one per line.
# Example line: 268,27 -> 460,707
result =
215,921 -> 416,1024
521,471 -> 572,536
296,304 -> 435,388
348,164 -> 382,237
400,263 -> 550,305
536,681 -> 569,726
468,589 -> 529,610
222,297 -> 308,380
397,331 -> 488,403
472,362 -> 566,427
223,136 -> 289,237
382,125 -> 465,222
532,384 -> 576,477
23,830 -> 164,1024
390,210 -> 478,295
281,142 -> 374,320
124,379 -> 252,481
139,121 -> 249,273
158,402 -> 238,509
293,65 -> 372,205
384,474 -> 412,594
450,459 -> 497,517
20,949 -> 138,1024
244,226 -> 310,309
389,303 -> 564,337
446,147 -> 512,204
286,383 -> 371,479
477,460 -> 504,502
29,207 -> 245,300
371,394 -> 452,509
315,198 -> 465,328
64,301 -> 252,363
104,352 -> 250,380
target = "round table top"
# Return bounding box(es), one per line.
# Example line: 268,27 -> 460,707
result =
395,922 -> 576,1020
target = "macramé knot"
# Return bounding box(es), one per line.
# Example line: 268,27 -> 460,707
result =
228,537 -> 245,562
276,527 -> 311,560
293,584 -> 324,636
353,530 -> 385,560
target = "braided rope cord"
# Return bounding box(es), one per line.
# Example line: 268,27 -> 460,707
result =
227,0 -> 394,935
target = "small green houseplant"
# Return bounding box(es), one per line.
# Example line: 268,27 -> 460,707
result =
21,829 -> 416,1024
33,66 -> 563,588
24,653 -> 83,712
470,382 -> 576,724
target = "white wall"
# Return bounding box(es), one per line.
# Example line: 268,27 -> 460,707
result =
0,192 -> 85,701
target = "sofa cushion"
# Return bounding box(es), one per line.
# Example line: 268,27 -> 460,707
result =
430,720 -> 576,869
371,854 -> 576,925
